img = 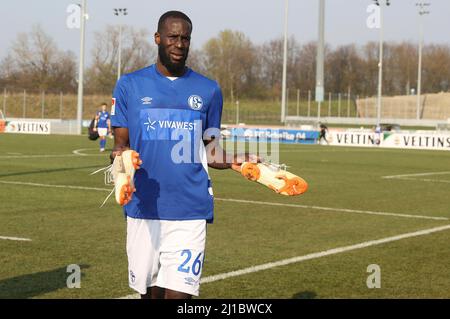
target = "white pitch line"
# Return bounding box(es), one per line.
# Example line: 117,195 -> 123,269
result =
201,224 -> 450,283
118,223 -> 450,299
0,180 -> 447,221
72,148 -> 108,157
0,148 -> 106,159
214,198 -> 448,221
0,180 -> 111,192
388,177 -> 450,184
0,236 -> 32,241
382,171 -> 450,179
0,154 -> 80,159
0,153 -> 105,159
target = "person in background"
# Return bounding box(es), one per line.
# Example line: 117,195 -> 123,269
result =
318,123 -> 329,145
93,102 -> 112,152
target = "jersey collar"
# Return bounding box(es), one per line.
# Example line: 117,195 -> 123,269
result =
153,64 -> 191,83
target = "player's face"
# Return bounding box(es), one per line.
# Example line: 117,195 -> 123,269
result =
101,105 -> 107,112
155,18 -> 191,75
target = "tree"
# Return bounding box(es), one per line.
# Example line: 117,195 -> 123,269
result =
203,30 -> 259,101
325,44 -> 364,95
296,42 -> 318,93
260,36 -> 301,98
360,42 -> 379,96
0,54 -> 18,88
1,24 -> 449,98
389,42 -> 417,95
186,49 -> 206,75
85,25 -> 156,94
422,44 -> 450,93
0,24 -> 77,92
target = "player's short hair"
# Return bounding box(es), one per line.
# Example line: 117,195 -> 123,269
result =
100,102 -> 108,107
157,11 -> 192,33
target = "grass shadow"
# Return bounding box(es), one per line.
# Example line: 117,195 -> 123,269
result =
0,264 -> 89,299
292,291 -> 317,299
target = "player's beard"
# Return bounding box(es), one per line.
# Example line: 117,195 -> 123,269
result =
158,45 -> 189,75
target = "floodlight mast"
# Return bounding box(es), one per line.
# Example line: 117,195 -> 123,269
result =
375,0 -> 390,127
281,0 -> 289,123
315,0 -> 325,122
76,0 -> 87,135
114,8 -> 128,81
416,2 -> 430,120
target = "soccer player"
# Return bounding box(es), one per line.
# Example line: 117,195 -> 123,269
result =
318,123 -> 329,145
94,103 -> 112,152
110,11 -> 256,299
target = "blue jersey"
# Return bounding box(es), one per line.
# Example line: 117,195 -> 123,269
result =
111,64 -> 223,223
97,111 -> 110,128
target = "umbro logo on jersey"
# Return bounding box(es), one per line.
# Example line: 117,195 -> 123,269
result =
141,97 -> 153,105
188,95 -> 203,110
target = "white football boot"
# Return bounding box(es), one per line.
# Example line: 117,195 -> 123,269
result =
111,150 -> 142,206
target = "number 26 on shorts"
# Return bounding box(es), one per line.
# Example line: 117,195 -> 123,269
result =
177,249 -> 203,276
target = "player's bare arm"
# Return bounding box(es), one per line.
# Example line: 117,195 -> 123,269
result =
204,138 -> 260,172
203,138 -> 307,196
110,127 -> 130,163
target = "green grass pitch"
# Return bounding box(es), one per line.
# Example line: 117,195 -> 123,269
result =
0,133 -> 449,299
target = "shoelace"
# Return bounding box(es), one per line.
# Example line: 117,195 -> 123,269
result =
262,161 -> 289,172
90,165 -> 115,207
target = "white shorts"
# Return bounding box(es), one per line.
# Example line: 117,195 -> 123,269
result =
126,217 -> 206,296
97,127 -> 108,137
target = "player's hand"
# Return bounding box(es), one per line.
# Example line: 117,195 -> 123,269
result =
231,153 -> 262,172
110,146 -> 130,164
93,127 -> 97,132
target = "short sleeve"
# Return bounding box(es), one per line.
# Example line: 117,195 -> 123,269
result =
204,83 -> 223,139
111,76 -> 129,128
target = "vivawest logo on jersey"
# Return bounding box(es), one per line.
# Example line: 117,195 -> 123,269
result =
140,108 -> 202,141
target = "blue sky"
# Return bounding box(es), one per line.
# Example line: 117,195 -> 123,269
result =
0,0 -> 447,63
